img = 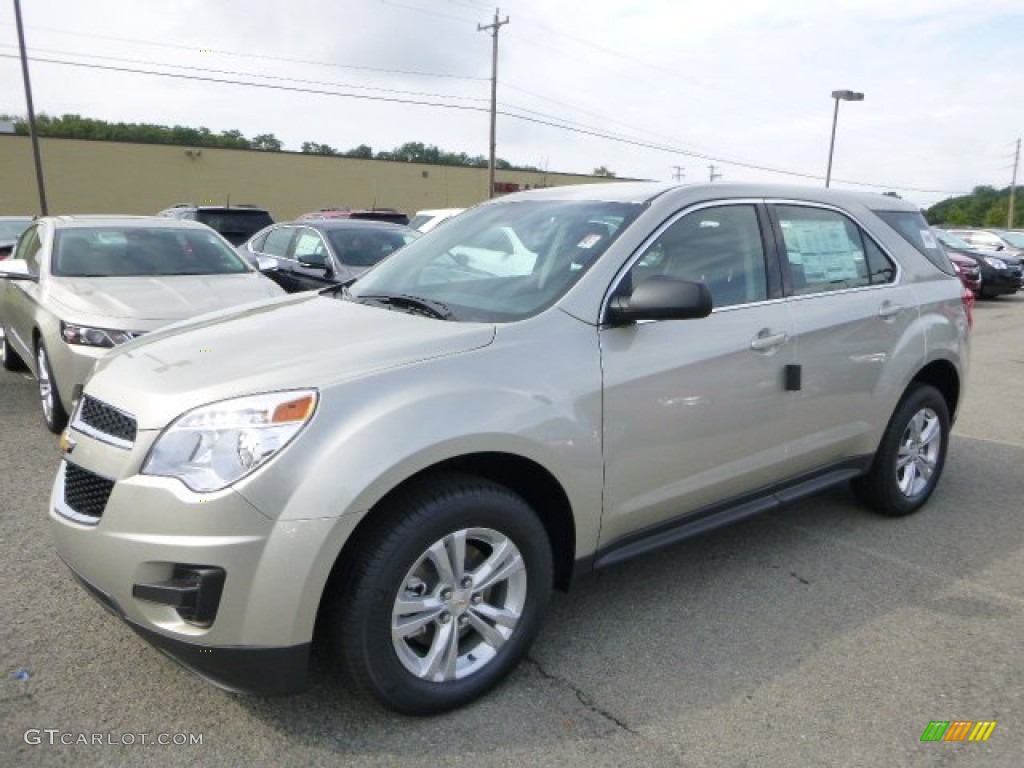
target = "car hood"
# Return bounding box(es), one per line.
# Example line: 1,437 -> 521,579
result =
49,274 -> 284,324
85,293 -> 496,429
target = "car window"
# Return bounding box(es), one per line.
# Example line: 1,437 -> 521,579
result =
15,225 -> 44,275
874,210 -> 955,275
293,230 -> 327,260
349,200 -> 642,322
775,205 -> 894,294
623,204 -> 768,309
327,229 -> 418,267
51,228 -> 250,277
0,219 -> 32,240
261,227 -> 294,258
1000,231 -> 1024,248
196,210 -> 273,240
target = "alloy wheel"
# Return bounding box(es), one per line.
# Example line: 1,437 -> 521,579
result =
895,407 -> 941,497
391,527 -> 527,682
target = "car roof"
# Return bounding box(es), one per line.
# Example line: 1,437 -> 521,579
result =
44,215 -> 217,231
285,219 -> 414,232
491,181 -> 924,212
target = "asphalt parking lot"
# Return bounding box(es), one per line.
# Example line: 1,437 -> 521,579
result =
2,295 -> 1022,767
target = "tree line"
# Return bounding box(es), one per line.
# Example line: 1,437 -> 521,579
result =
924,186 -> 1022,228
0,113 -> 543,172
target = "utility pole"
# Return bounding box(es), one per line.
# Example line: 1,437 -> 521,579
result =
672,165 -> 686,182
478,8 -> 509,199
708,164 -> 722,182
1009,138 -> 1020,229
14,0 -> 48,215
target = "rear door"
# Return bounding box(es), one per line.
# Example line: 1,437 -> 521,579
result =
767,202 -> 914,472
598,202 -> 794,545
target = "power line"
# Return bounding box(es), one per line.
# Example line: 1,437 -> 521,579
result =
0,52 -> 968,196
0,44 -> 489,104
0,21 -> 487,81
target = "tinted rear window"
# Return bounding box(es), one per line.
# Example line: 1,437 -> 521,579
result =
196,210 -> 274,243
873,210 -> 955,276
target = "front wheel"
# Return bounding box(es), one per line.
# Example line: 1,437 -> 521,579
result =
328,473 -> 553,715
37,341 -> 69,433
853,384 -> 950,516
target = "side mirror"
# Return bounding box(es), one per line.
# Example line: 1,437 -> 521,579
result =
255,256 -> 279,272
607,275 -> 712,325
0,258 -> 36,282
298,253 -> 328,269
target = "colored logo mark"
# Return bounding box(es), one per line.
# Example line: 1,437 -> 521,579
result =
920,720 -> 997,742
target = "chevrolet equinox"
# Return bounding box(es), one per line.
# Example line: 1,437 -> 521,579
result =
50,183 -> 970,714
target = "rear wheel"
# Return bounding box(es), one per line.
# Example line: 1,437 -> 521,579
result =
328,473 -> 553,715
1,326 -> 26,371
853,384 -> 950,516
37,341 -> 69,433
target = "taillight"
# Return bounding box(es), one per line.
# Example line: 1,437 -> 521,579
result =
961,283 -> 974,330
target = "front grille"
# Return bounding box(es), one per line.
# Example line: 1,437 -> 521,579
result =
64,463 -> 115,520
78,396 -> 137,445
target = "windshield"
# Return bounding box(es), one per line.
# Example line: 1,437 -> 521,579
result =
0,218 -> 32,240
326,227 -> 419,267
52,227 -> 252,277
348,200 -> 643,322
998,231 -> 1024,247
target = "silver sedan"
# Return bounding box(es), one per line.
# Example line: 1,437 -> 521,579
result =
0,216 -> 284,432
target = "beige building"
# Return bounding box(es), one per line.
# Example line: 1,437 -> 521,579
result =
0,135 -> 621,221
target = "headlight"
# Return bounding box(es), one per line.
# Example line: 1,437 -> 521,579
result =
61,321 -> 140,348
142,390 -> 318,492
982,256 -> 1007,269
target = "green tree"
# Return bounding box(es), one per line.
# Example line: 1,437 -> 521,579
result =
301,141 -> 337,155
252,133 -> 283,151
593,166 -> 616,177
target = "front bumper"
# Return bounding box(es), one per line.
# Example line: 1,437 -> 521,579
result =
50,442 -> 363,695
63,560 -> 310,695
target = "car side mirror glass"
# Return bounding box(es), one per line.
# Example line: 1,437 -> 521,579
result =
255,256 -> 279,272
0,258 -> 35,282
607,275 -> 713,325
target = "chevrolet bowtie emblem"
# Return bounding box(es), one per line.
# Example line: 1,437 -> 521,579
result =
59,431 -> 76,455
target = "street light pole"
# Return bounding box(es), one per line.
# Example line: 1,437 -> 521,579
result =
14,0 -> 48,215
825,89 -> 864,188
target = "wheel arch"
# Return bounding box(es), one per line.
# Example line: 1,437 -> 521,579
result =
909,358 -> 960,422
314,451 -> 577,639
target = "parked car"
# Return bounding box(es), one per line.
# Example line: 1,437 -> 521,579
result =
297,207 -> 410,226
157,204 -> 274,246
50,184 -> 968,715
239,219 -> 420,292
945,227 -> 1024,257
933,227 -> 1022,298
0,216 -> 284,432
947,251 -> 982,296
409,208 -> 465,233
0,216 -> 34,260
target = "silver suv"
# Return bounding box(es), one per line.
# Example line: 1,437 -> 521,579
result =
50,183 -> 970,714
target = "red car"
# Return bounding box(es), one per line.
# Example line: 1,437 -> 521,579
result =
948,251 -> 982,296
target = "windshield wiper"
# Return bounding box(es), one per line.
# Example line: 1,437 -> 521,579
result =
355,292 -> 455,320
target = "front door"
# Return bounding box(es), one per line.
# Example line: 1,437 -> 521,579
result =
599,202 -> 794,546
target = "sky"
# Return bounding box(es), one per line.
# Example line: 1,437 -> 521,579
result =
1,0 -> 1022,209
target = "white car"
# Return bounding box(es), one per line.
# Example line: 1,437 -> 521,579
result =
0,216 -> 285,432
409,208 -> 465,233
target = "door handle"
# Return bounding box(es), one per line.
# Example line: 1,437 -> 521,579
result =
750,330 -> 788,351
878,302 -> 905,319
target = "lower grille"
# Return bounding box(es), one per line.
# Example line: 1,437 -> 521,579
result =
64,463 -> 115,520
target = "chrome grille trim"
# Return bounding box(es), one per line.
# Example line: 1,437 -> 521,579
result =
71,396 -> 137,449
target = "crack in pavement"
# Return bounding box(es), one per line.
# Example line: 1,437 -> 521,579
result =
524,656 -> 639,737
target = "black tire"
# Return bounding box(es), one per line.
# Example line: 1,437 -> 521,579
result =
36,341 -> 69,433
852,384 -> 950,517
1,327 -> 26,371
328,473 -> 553,715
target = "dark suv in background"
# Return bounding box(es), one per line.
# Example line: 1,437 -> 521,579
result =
158,204 -> 274,246
933,227 -> 1022,298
